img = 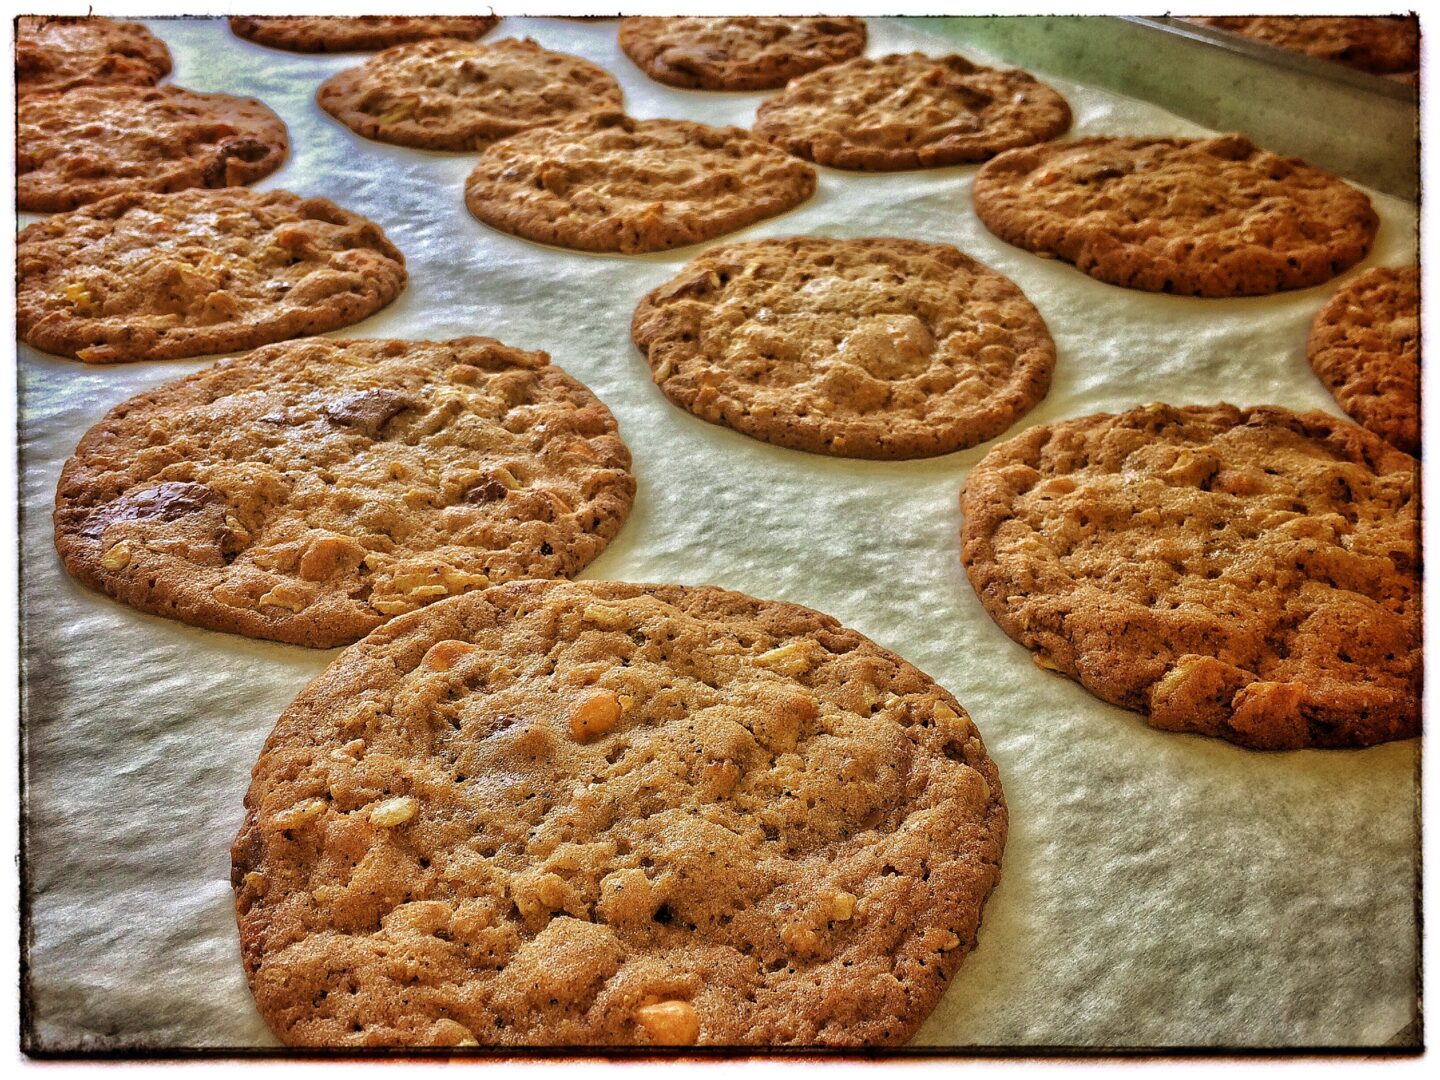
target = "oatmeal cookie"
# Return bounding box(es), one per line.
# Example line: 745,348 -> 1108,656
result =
15,15 -> 172,97
1191,16 -> 1418,77
229,15 -> 500,53
619,16 -> 866,91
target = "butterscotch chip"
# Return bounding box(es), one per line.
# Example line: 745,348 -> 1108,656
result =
15,16 -> 172,97
618,16 -> 866,91
960,403 -> 1419,750
17,84 -> 289,213
232,579 -> 1006,1045
1191,15 -> 1418,77
229,15 -> 500,53
632,236 -> 1055,459
1306,267 -> 1419,456
317,37 -> 623,152
972,134 -> 1379,297
53,337 -> 635,648
17,188 -> 406,363
753,52 -> 1071,172
463,111 -> 816,254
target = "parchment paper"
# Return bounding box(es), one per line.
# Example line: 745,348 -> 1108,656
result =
19,15 -> 1420,1052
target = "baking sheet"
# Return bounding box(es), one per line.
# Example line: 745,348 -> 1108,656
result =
18,15 -> 1420,1052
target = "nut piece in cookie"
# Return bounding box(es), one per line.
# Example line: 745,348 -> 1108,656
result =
229,15 -> 501,53
632,236 -> 1055,459
960,403 -> 1419,749
15,15 -> 172,97
619,16 -> 867,91
231,579 -> 1007,1045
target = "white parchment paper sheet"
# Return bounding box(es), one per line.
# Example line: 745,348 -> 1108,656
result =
19,16 -> 1419,1051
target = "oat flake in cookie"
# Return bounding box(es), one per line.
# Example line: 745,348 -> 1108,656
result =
618,16 -> 867,91
229,15 -> 500,53
633,237 -> 1055,459
18,84 -> 289,213
17,188 -> 406,363
464,111 -> 817,254
232,579 -> 1005,1045
54,338 -> 635,648
960,404 -> 1419,750
15,15 -> 172,97
972,135 -> 1378,297
753,53 -> 1071,172
317,38 -> 623,152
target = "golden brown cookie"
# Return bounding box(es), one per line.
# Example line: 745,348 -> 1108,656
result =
54,338 -> 635,648
15,15 -> 172,97
632,236 -> 1055,459
972,134 -> 1378,297
17,188 -> 406,363
232,578 -> 1006,1045
229,15 -> 500,53
618,16 -> 867,91
463,111 -> 817,254
753,52 -> 1071,172
17,84 -> 289,214
317,37 -> 623,152
1307,266 -> 1420,456
961,403 -> 1419,750
1192,15 -> 1419,77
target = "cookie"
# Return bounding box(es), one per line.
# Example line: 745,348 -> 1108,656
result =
972,135 -> 1379,297
632,237 -> 1055,459
15,15 -> 172,97
1307,266 -> 1420,456
54,338 -> 635,649
317,38 -> 623,152
1191,16 -> 1419,77
960,403 -> 1419,750
232,578 -> 1006,1045
618,16 -> 866,91
753,53 -> 1071,172
17,84 -> 289,214
17,188 -> 406,363
464,111 -> 817,254
229,15 -> 500,53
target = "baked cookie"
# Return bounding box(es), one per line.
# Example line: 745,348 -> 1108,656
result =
961,403 -> 1419,750
753,53 -> 1071,172
972,135 -> 1378,297
1307,266 -> 1420,456
632,237 -> 1055,459
618,16 -> 866,91
55,338 -> 635,649
15,15 -> 172,97
232,578 -> 1006,1045
317,38 -> 623,152
1191,16 -> 1419,77
17,188 -> 406,363
464,112 -> 816,254
229,15 -> 500,53
18,84 -> 288,214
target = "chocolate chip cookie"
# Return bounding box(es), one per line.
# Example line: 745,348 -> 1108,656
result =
229,15 -> 500,53
1191,15 -> 1419,77
232,578 -> 1006,1044
619,16 -> 867,91
15,15 -> 172,97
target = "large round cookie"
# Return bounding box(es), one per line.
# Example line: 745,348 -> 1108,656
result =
317,38 -> 623,152
54,338 -> 635,648
18,84 -> 289,213
1307,266 -> 1420,456
232,578 -> 1006,1046
1192,15 -> 1419,76
960,403 -> 1419,750
972,135 -> 1379,297
15,15 -> 172,97
17,188 -> 406,363
632,236 -> 1055,459
464,112 -> 817,254
753,53 -> 1071,172
618,16 -> 867,91
229,15 -> 500,53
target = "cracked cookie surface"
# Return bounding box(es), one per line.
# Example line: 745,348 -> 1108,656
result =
1191,15 -> 1418,76
318,37 -> 622,152
972,134 -> 1378,297
753,52 -> 1071,172
619,16 -> 866,91
54,338 -> 635,648
17,188 -> 406,362
18,84 -> 289,213
632,236 -> 1054,459
464,111 -> 816,254
232,578 -> 1006,1045
229,15 -> 500,53
960,403 -> 1419,750
15,15 -> 172,97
